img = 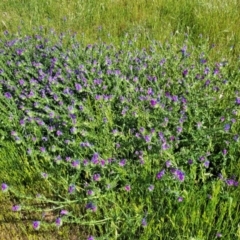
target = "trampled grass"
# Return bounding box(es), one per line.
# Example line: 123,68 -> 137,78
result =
1,1 -> 240,240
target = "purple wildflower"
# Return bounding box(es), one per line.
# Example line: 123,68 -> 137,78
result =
93,173 -> 101,181
125,185 -> 131,192
75,83 -> 82,92
233,135 -> 239,141
178,197 -> 183,202
205,79 -> 210,86
87,236 -> 95,240
171,169 -> 185,182
33,221 -> 40,230
225,179 -> 238,187
70,127 -> 77,134
236,97 -> 240,105
224,124 -> 230,132
1,183 -> 8,192
162,142 -> 170,150
91,153 -> 99,164
60,209 -> 69,215
68,184 -> 76,194
4,92 -> 12,99
172,95 -> 178,102
119,159 -> 126,167
216,233 -> 222,238
156,169 -> 165,180
41,172 -> 48,179
218,174 -> 224,180
72,160 -> 80,169
177,126 -> 182,134
188,159 -> 193,165
182,69 -> 188,77
150,99 -> 157,107
222,149 -> 227,155
12,205 -> 21,211
141,218 -> 147,227
87,190 -> 94,196
55,217 -> 63,228
166,160 -> 171,168
144,135 -> 151,142
204,160 -> 210,168
56,130 -> 63,136
86,202 -> 97,212
148,185 -> 154,191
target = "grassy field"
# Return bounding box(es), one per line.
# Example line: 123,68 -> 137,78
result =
1,1 -> 240,239
1,0 -> 240,61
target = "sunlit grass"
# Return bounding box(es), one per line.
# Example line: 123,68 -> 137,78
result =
1,1 -> 240,239
0,0 -> 240,61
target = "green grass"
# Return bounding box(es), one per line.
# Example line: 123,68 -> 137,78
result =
1,1 -> 240,239
0,0 -> 240,61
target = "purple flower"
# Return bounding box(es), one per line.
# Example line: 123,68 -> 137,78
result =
165,160 -> 171,168
205,79 -> 210,86
144,135 -> 151,142
172,95 -> 178,102
226,179 -> 238,187
196,122 -> 202,129
188,159 -> 193,165
91,153 -> 99,164
86,202 -> 97,212
70,127 -> 77,134
93,173 -> 101,181
161,142 -> 170,150
33,221 -> 40,230
171,169 -> 185,182
224,124 -> 230,132
1,183 -> 8,192
222,149 -> 227,155
178,197 -> 183,202
72,160 -> 80,169
119,159 -> 126,167
41,172 -> 48,179
218,173 -> 224,180
182,69 -> 188,77
39,147 -> 46,153
236,97 -> 240,105
12,205 -> 21,211
233,135 -> 239,141
150,99 -> 157,107
204,160 -> 210,168
56,130 -> 63,136
148,185 -> 154,191
87,236 -> 95,240
68,184 -> 76,194
55,217 -> 63,228
60,209 -> 69,215
216,233 -> 222,238
87,190 -> 94,196
156,169 -> 165,180
75,83 -> 82,92
141,218 -> 147,227
177,126 -> 182,134
125,185 -> 131,192
4,92 -> 12,99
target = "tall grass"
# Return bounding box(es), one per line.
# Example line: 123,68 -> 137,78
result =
0,0 -> 240,61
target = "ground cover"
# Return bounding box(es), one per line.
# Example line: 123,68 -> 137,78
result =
1,29 -> 240,239
1,1 -> 240,239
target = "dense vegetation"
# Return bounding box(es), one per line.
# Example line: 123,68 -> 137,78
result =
1,1 -> 240,239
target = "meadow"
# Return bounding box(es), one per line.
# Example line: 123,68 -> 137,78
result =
1,1 -> 240,239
